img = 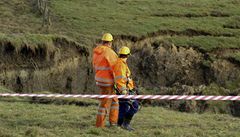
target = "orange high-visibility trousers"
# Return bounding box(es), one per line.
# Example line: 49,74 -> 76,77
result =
96,86 -> 119,127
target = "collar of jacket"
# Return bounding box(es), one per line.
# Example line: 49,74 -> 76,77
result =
101,44 -> 112,49
119,58 -> 127,64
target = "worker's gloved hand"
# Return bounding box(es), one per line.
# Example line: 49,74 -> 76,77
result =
121,90 -> 128,95
128,89 -> 135,95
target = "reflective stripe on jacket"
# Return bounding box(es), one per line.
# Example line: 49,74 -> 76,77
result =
93,45 -> 118,86
113,58 -> 134,93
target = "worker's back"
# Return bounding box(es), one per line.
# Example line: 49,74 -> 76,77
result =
93,45 -> 118,87
113,58 -> 135,91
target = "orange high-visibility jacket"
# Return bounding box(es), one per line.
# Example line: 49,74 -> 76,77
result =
93,45 -> 118,87
113,58 -> 134,93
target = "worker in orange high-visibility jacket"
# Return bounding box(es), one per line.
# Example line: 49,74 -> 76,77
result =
113,46 -> 139,131
93,33 -> 119,127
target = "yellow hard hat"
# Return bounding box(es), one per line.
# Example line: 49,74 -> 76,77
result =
102,33 -> 113,42
118,46 -> 131,55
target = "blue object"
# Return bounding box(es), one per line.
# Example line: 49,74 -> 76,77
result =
118,99 -> 139,126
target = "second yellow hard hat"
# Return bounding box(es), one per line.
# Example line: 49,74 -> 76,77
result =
118,46 -> 131,55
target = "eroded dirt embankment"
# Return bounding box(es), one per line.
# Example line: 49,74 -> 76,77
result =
113,36 -> 240,89
0,33 -> 240,116
113,35 -> 240,117
0,34 -> 94,93
1,33 -> 240,93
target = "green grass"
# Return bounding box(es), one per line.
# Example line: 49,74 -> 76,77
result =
0,1 -> 240,136
0,0 -> 43,34
230,52 -> 240,62
1,0 -> 240,46
0,33 -> 54,49
0,100 -> 239,137
166,36 -> 240,52
0,86 -> 13,93
51,0 -> 240,37
0,33 -> 85,54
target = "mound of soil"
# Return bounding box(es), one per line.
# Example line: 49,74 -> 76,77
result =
113,36 -> 240,117
0,34 -> 95,93
113,39 -> 240,89
1,33 -> 239,116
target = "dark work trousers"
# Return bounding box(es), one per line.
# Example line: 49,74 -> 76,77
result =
118,99 -> 139,126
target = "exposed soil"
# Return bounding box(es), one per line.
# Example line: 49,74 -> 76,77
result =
113,35 -> 240,89
0,33 -> 239,116
1,33 -> 239,94
0,36 -> 95,93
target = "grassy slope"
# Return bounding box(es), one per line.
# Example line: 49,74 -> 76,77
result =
51,0 -> 240,36
1,0 -> 240,51
0,100 -> 239,137
0,1 -> 240,136
0,0 -> 43,34
50,0 -> 240,58
0,33 -> 82,50
167,36 -> 240,51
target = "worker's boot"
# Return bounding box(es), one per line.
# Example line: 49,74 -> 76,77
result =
107,123 -> 121,129
122,115 -> 134,131
109,123 -> 120,129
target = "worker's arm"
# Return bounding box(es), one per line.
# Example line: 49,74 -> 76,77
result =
126,66 -> 135,90
113,62 -> 128,94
